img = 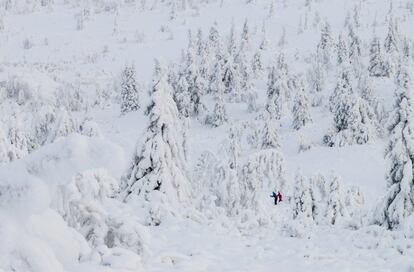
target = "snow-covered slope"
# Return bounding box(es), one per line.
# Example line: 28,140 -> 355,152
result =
1,0 -> 414,271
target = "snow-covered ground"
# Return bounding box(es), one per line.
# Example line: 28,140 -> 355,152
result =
1,0 -> 414,271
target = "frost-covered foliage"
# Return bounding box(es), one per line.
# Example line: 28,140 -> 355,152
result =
374,61 -> 414,230
121,63 -> 191,225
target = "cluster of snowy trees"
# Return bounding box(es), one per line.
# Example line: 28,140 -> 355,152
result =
0,76 -> 103,163
5,0 -> 414,240
291,173 -> 364,227
166,20 -> 264,125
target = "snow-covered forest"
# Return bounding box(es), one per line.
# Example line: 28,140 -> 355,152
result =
1,0 -> 414,271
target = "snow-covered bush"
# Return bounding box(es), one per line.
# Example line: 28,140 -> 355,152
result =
55,168 -> 150,256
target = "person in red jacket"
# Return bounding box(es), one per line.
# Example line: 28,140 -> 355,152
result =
277,191 -> 283,203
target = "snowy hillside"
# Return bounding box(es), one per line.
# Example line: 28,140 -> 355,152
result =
1,0 -> 414,271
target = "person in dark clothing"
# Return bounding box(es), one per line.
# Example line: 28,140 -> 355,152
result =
270,191 -> 278,205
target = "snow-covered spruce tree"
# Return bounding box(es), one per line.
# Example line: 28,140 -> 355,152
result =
235,42 -> 254,104
245,120 -> 261,149
259,23 -> 269,51
174,71 -> 192,118
174,47 -> 205,118
228,20 -> 238,56
193,151 -> 242,218
325,68 -> 376,146
227,124 -> 242,171
275,53 -> 290,102
292,173 -> 314,220
402,37 -> 411,60
308,174 -> 328,222
265,66 -> 282,120
347,24 -> 363,73
240,19 -> 251,51
246,88 -> 258,113
368,35 -> 389,77
47,107 -> 80,143
358,73 -> 384,129
209,58 -> 224,94
336,34 -> 349,66
278,26 -> 287,48
206,22 -> 223,62
352,5 -> 360,28
317,20 -> 333,67
345,186 -> 365,227
384,17 -> 400,55
292,79 -> 312,130
122,63 -> 191,225
205,93 -> 228,127
261,119 -> 280,149
195,28 -> 208,72
193,151 -> 227,212
120,64 -> 140,114
251,50 -> 264,78
7,114 -> 36,160
375,61 -> 414,230
325,176 -> 349,225
347,24 -> 361,61
222,52 -> 242,100
306,57 -> 325,106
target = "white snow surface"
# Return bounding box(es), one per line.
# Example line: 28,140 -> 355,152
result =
1,0 -> 414,271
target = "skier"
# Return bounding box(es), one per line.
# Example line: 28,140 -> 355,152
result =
277,191 -> 283,203
270,191 -> 278,205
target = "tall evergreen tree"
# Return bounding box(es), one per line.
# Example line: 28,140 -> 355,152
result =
265,66 -> 282,120
368,35 -> 389,77
261,119 -> 280,149
347,24 -> 361,63
240,19 -> 251,51
206,90 -> 228,128
228,20 -> 238,56
336,34 -> 349,66
292,79 -> 312,130
293,173 -> 314,220
251,50 -> 264,78
384,17 -> 400,54
317,21 -> 333,66
122,63 -> 190,224
375,61 -> 414,229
